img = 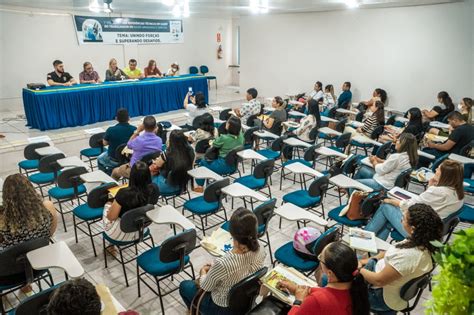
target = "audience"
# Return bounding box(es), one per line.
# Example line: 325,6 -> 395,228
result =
188,113 -> 217,143
183,91 -> 209,129
166,62 -> 180,76
422,91 -> 454,122
262,96 -> 287,134
234,88 -> 261,126
337,82 -> 352,109
111,116 -> 163,180
345,101 -> 385,138
144,59 -> 162,78
308,81 -> 324,103
359,204 -> 443,314
365,159 -> 464,240
104,161 -> 159,242
179,208 -> 265,314
429,97 -> 472,136
420,111 -> 474,167
151,130 -> 195,194
123,59 -> 144,79
98,108 -> 137,174
105,58 -> 128,81
47,60 -> 77,86
79,62 -> 101,84
278,242 -> 369,315
292,99 -> 320,142
47,278 -> 101,315
381,107 -> 423,142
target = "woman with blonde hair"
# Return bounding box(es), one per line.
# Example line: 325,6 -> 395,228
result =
105,58 -> 128,81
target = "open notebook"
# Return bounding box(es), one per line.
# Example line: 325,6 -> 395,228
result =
348,228 -> 377,253
200,228 -> 233,256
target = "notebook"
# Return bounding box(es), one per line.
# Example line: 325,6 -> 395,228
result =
348,228 -> 377,253
388,187 -> 418,201
200,228 -> 233,256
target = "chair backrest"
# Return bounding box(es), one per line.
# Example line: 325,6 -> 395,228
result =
227,267 -> 268,313
14,284 -> 59,315
253,198 -> 277,236
88,132 -> 105,150
376,141 -> 393,160
312,226 -> 339,257
335,132 -> 351,150
38,153 -> 66,174
370,125 -> 384,140
328,107 -> 338,118
394,168 -> 412,189
342,154 -> 362,177
195,139 -> 211,154
442,212 -> 461,243
308,176 -> 329,198
0,237 -> 49,281
244,126 -> 259,146
253,159 -> 275,181
87,182 -> 117,208
335,120 -> 346,133
459,141 -> 473,157
159,229 -> 197,273
203,178 -> 230,203
246,114 -> 260,128
399,272 -> 431,312
303,144 -> 319,163
119,204 -> 154,240
219,108 -> 232,121
308,126 -> 320,141
200,65 -> 209,75
189,66 -> 199,74
218,122 -> 228,136
360,191 -> 384,217
431,153 -> 450,172
24,142 -> 49,160
355,111 -> 364,122
57,166 -> 88,190
225,146 -> 244,168
140,150 -> 161,166
270,136 -> 285,152
113,143 -> 129,164
386,114 -> 397,126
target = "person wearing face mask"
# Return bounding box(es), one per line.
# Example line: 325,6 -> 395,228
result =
79,62 -> 102,84
277,242 -> 370,315
47,60 -> 77,86
166,62 -> 180,76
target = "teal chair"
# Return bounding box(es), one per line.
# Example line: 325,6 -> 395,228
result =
18,142 -> 50,175
282,176 -> 329,219
189,66 -> 199,74
28,153 -> 65,198
80,132 -> 105,170
235,159 -> 275,200
200,65 -> 217,89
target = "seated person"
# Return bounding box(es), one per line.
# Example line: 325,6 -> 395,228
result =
359,204 -> 443,314
111,116 -> 163,180
344,101 -> 385,138
321,84 -> 336,114
420,111 -> 474,168
98,108 -> 136,174
336,82 -> 352,109
188,113 -> 218,143
104,161 -> 159,242
46,278 -> 101,315
47,60 -> 77,86
0,174 -> 58,293
278,242 -> 369,315
291,99 -> 320,142
365,159 -> 464,240
262,96 -> 287,135
194,116 -> 244,191
361,88 -> 387,108
183,91 -> 209,130
421,91 -> 454,122
234,88 -> 261,126
380,107 -> 423,143
166,62 -> 180,76
295,82 -> 324,112
105,58 -> 129,81
144,59 -> 163,78
429,97 -> 472,136
356,133 -> 418,191
151,130 -> 195,194
123,59 -> 144,79
179,208 -> 265,314
79,62 -> 102,84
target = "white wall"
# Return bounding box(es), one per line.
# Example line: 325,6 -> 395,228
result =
239,1 -> 473,111
0,7 -> 232,108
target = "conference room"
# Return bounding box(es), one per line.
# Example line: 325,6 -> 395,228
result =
0,0 -> 473,314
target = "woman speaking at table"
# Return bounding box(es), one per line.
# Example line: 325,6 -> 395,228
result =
105,58 -> 129,81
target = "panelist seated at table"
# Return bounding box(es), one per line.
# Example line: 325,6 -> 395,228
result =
277,242 -> 370,315
123,58 -> 144,79
234,87 -> 262,126
47,59 -> 77,86
79,61 -> 102,84
46,278 -> 102,315
166,62 -> 180,76
105,58 -> 129,81
144,59 -> 163,78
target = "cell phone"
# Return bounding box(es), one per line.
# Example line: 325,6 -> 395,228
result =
188,87 -> 193,95
394,191 -> 411,200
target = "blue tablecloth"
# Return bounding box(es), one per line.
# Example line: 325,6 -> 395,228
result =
23,74 -> 209,131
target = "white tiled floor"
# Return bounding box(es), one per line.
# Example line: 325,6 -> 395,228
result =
0,86 -> 461,314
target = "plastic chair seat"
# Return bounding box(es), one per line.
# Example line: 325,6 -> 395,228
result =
102,229 -> 150,246
137,246 -> 190,276
28,172 -> 56,184
274,242 -> 318,272
205,76 -> 217,80
183,196 -> 219,215
257,149 -> 280,160
19,159 -> 39,170
235,175 -> 266,190
73,204 -> 104,221
459,204 -> 474,223
350,140 -> 373,148
282,191 -> 321,208
282,159 -> 312,168
80,147 -> 103,158
327,205 -> 367,227
48,184 -> 86,200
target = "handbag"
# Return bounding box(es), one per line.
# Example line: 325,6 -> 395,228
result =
340,190 -> 384,220
189,289 -> 206,315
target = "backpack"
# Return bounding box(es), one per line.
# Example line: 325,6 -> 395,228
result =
293,227 -> 322,260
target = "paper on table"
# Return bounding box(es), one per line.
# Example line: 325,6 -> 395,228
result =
96,284 -> 118,315
108,184 -> 128,198
349,228 -> 377,253
200,228 -> 233,256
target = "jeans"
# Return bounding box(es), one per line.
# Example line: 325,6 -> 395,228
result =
365,203 -> 408,240
365,259 -> 396,314
196,158 -> 235,186
97,152 -> 119,175
179,280 -> 235,315
417,148 -> 445,168
355,166 -> 376,180
152,175 -> 181,195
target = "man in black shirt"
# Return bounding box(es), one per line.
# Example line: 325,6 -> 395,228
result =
47,60 -> 77,86
419,111 -> 474,167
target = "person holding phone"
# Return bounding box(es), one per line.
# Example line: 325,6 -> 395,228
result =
182,90 -> 209,130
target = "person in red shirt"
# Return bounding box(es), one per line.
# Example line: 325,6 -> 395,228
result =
278,242 -> 370,315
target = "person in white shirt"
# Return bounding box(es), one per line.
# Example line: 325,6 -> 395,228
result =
322,84 -> 336,111
166,62 -> 180,76
359,203 -> 443,313
234,88 -> 261,125
182,91 -> 209,129
293,81 -> 324,112
355,133 -> 418,191
365,159 -> 464,240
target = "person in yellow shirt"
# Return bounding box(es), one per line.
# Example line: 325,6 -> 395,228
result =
123,59 -> 144,79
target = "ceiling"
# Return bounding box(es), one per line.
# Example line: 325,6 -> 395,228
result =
0,0 -> 461,17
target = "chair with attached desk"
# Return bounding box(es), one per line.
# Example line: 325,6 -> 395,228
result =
140,150 -> 161,166
318,120 -> 346,146
247,295 -> 291,315
80,132 -> 105,170
72,182 -> 117,257
28,153 -> 65,198
48,166 -> 88,232
137,229 -> 197,315
0,237 -> 53,314
18,142 -> 50,175
282,176 -> 329,219
279,144 -> 320,190
350,125 -> 384,155
235,159 -> 275,198
395,272 -> 432,315
102,204 -> 156,287
12,284 -> 61,315
256,136 -> 285,166
407,153 -> 449,191
374,140 -> 393,159
274,226 -> 339,276
243,126 -> 259,149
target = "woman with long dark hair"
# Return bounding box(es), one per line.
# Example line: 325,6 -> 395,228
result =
382,107 -> 423,143
151,130 -> 195,194
422,91 -> 455,122
360,204 -> 443,313
345,101 -> 385,138
144,59 -> 162,78
293,99 -> 321,142
278,242 -> 370,315
183,91 -> 209,130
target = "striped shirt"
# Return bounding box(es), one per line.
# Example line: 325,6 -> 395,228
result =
361,114 -> 381,137
200,249 -> 266,307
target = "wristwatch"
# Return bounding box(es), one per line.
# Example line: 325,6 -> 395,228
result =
293,300 -> 302,306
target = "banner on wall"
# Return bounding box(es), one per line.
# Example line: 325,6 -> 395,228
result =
73,15 -> 184,45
